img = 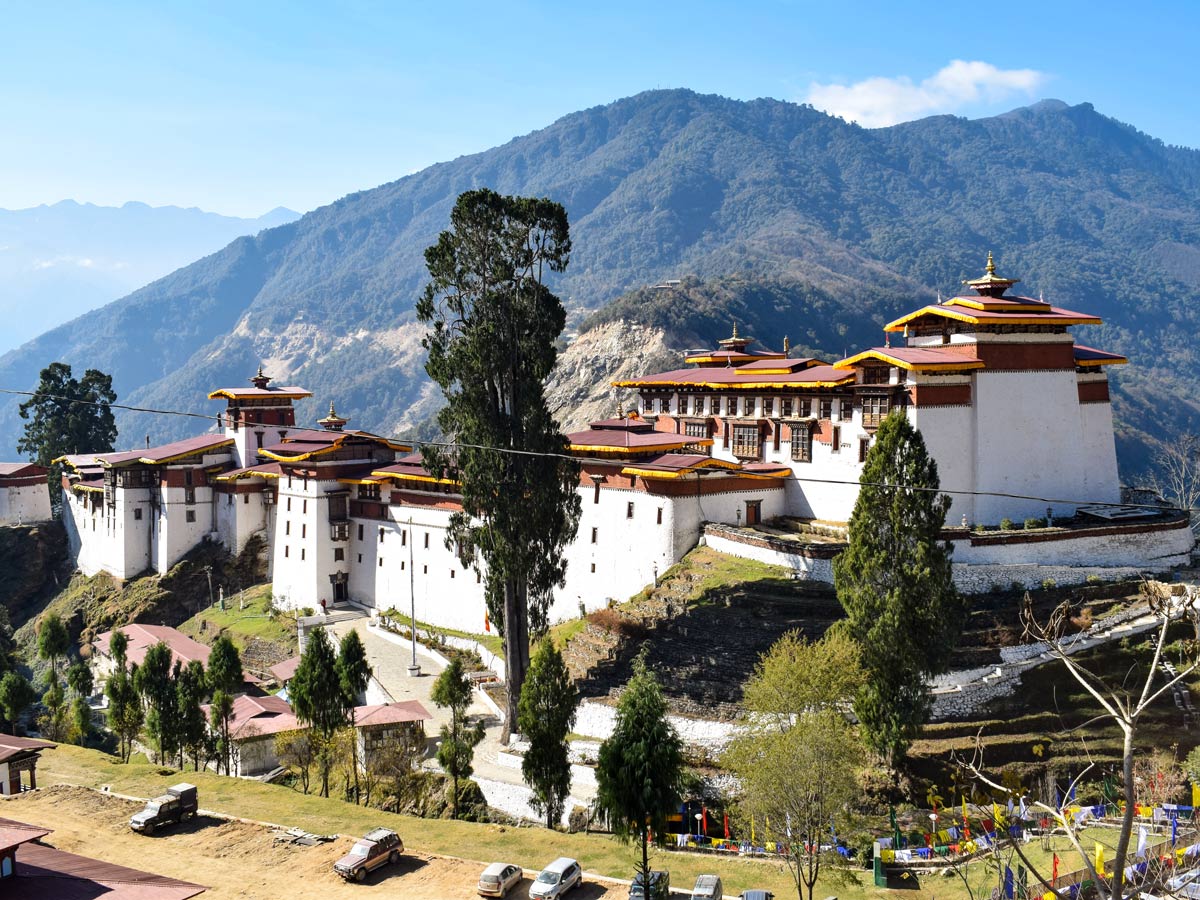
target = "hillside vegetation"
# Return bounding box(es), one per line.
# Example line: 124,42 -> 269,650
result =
1,91 -> 1197,476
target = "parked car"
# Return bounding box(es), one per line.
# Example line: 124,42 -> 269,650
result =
528,857 -> 582,899
130,783 -> 198,835
333,828 -> 403,882
693,874 -> 724,899
479,861 -> 523,897
629,870 -> 670,899
740,891 -> 775,900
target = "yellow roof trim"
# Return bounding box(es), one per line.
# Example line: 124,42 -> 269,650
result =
948,298 -> 1049,312
834,350 -> 985,373
72,483 -> 104,493
1076,356 -> 1128,367
213,469 -> 281,482
567,442 -> 700,455
884,306 -> 1102,333
368,470 -> 458,486
683,353 -> 784,364
611,379 -> 853,390
206,388 -> 313,401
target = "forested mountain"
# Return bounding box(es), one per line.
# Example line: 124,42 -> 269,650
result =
0,201 -> 298,353
0,90 -> 1196,478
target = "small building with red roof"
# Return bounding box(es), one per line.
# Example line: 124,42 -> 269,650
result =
0,815 -> 204,898
0,464 -> 52,526
0,736 -> 54,796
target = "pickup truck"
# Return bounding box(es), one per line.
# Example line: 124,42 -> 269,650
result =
130,783 -> 198,835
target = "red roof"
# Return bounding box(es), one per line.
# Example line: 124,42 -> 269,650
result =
834,346 -> 984,371
735,357 -> 824,371
614,364 -> 853,389
95,625 -> 211,669
91,435 -> 234,468
215,693 -> 300,740
268,656 -> 300,683
207,385 -> 311,400
0,735 -> 54,764
566,427 -> 704,451
213,462 -> 284,480
0,821 -> 50,854
1073,345 -> 1128,365
0,818 -> 206,899
0,463 -> 47,479
355,700 -> 432,727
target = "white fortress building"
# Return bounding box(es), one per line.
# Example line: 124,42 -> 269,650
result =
58,256 -> 1194,630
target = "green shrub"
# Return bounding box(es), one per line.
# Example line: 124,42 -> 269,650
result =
1041,578 -> 1058,591
1024,517 -> 1047,529
1086,574 -> 1103,585
1000,518 -> 1014,530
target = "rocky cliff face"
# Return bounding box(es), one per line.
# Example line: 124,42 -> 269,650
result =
546,320 -> 690,431
0,523 -> 70,629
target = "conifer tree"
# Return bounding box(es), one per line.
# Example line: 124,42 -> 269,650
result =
36,612 -> 69,677
518,639 -> 578,828
0,672 -> 35,734
594,652 -> 684,887
206,635 -> 243,695
417,188 -> 582,740
336,630 -> 372,803
431,657 -> 484,818
833,412 -> 964,766
289,628 -> 347,797
17,362 -> 117,507
134,642 -> 179,764
176,660 -> 209,770
105,630 -> 143,762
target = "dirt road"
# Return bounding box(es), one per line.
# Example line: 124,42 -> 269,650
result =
2,786 -> 622,899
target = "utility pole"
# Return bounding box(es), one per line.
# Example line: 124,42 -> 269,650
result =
407,516 -> 420,677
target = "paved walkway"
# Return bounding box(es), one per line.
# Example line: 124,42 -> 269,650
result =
324,618 -> 595,822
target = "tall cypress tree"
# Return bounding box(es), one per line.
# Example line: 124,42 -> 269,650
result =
417,189 -> 582,741
518,639 -> 578,829
134,643 -> 179,764
336,630 -> 372,803
594,652 -> 684,887
290,628 -> 347,797
833,411 -> 964,766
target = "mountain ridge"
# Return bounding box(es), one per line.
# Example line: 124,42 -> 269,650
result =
0,89 -> 1196,478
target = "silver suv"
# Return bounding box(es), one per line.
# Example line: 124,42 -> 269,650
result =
529,857 -> 581,899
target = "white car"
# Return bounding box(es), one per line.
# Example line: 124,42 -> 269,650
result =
479,862 -> 523,897
528,857 -> 582,899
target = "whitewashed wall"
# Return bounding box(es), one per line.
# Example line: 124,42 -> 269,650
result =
0,483 -> 52,525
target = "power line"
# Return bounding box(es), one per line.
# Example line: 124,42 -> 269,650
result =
2,385 -> 1189,515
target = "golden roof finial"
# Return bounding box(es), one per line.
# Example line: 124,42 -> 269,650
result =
328,401 -> 338,417
783,335 -> 790,355
732,320 -> 739,340
985,250 -> 996,276
257,365 -> 264,377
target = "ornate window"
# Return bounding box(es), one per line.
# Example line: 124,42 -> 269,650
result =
763,397 -> 774,416
790,425 -> 812,462
840,399 -> 854,421
798,398 -> 812,418
781,398 -> 793,418
819,398 -> 833,420
861,395 -> 891,428
732,424 -> 761,459
684,421 -> 710,454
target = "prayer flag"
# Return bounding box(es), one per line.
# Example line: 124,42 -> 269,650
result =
1137,825 -> 1148,859
1052,854 -> 1059,883
1004,866 -> 1014,899
1095,842 -> 1105,873
751,815 -> 756,843
1193,783 -> 1200,809
702,806 -> 708,837
724,812 -> 730,840
1020,795 -> 1028,821
1173,815 -> 1179,847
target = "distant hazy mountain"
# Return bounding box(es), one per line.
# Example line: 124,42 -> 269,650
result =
0,201 -> 299,352
0,90 -> 1196,482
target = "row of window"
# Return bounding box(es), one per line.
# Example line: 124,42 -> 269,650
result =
650,394 -> 866,421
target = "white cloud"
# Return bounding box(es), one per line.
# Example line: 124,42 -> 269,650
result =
805,60 -> 1046,128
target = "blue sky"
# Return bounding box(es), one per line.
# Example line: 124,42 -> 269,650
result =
2,1 -> 1197,217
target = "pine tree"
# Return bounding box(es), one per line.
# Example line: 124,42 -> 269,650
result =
134,642 -> 179,764
105,630 -> 143,763
517,639 -> 578,829
205,635 -> 243,773
0,672 -> 35,734
417,189 -> 582,741
36,612 -> 69,677
17,362 -> 117,507
289,628 -> 348,797
336,630 -> 372,803
176,660 -> 209,770
594,652 -> 684,887
431,657 -> 484,818
833,412 -> 965,766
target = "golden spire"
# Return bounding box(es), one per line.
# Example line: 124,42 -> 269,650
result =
732,321 -> 739,340
783,335 -> 790,356
985,250 -> 996,276
328,401 -> 337,417
318,400 -> 349,431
